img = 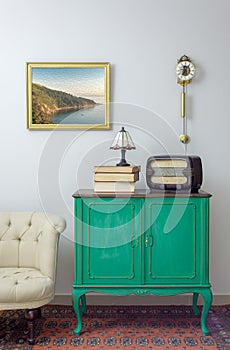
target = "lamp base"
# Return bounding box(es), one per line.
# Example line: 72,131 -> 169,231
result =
116,159 -> 130,166
116,149 -> 130,166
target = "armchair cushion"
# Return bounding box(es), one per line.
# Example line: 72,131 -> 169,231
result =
0,268 -> 54,309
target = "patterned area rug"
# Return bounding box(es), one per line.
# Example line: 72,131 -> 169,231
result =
0,305 -> 229,350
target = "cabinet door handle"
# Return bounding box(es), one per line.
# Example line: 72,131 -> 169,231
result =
130,236 -> 139,248
145,235 -> 153,247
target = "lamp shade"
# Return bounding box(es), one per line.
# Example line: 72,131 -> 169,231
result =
110,127 -> 136,150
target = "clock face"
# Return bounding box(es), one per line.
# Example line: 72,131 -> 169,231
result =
176,60 -> 195,82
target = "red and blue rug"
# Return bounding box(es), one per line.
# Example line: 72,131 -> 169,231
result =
0,305 -> 230,349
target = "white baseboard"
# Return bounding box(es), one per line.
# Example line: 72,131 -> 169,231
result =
52,293 -> 230,306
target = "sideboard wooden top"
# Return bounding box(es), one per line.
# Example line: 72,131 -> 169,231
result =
72,189 -> 212,198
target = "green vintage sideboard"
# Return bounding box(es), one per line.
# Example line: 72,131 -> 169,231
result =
72,189 -> 212,335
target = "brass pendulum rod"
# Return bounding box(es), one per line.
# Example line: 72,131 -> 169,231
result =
181,89 -> 185,118
180,84 -> 189,145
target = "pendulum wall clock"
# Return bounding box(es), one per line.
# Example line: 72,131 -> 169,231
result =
176,55 -> 196,144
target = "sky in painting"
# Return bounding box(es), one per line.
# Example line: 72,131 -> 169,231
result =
32,67 -> 105,104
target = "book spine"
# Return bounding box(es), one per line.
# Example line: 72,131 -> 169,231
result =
94,181 -> 135,193
94,172 -> 139,182
94,166 -> 140,173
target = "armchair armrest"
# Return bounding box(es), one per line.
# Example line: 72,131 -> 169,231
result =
37,213 -> 66,280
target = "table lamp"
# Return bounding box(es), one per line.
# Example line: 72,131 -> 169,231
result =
110,127 -> 136,166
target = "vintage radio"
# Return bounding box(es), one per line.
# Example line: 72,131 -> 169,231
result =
146,155 -> 202,192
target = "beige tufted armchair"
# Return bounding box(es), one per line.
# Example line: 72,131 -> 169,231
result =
0,212 -> 66,344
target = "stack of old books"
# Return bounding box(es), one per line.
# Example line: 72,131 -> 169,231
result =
94,165 -> 140,193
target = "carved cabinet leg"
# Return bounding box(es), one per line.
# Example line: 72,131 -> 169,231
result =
192,292 -> 199,316
80,294 -> 86,314
73,291 -> 84,336
25,307 -> 41,344
200,289 -> 213,335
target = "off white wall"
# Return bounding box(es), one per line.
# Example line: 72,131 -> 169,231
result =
0,0 -> 229,296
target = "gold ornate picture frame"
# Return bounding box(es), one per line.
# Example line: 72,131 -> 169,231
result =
26,62 -> 110,130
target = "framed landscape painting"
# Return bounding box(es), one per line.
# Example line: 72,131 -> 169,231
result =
26,62 -> 110,130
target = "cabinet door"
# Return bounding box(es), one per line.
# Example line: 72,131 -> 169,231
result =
77,198 -> 142,285
145,198 -> 207,285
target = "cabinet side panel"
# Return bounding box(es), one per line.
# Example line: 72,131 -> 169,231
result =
74,197 -> 83,285
199,197 -> 210,285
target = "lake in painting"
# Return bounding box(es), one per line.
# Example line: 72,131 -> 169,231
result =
52,104 -> 105,124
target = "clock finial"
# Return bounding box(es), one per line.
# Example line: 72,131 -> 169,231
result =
179,54 -> 191,62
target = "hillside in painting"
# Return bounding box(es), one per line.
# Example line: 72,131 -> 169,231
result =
32,83 -> 96,124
